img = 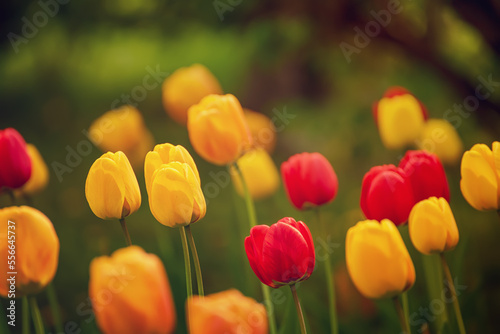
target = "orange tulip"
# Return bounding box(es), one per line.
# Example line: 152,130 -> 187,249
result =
244,109 -> 277,153
89,246 -> 176,334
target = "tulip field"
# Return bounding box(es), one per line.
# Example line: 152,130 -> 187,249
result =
1,1 -> 500,334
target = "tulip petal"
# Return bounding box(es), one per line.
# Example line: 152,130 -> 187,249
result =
460,150 -> 498,210
245,225 -> 274,287
144,151 -> 164,195
111,152 -> 141,217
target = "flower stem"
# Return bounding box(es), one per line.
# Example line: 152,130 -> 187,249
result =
393,296 -> 411,334
315,209 -> 338,334
119,218 -> 132,246
23,296 -> 30,334
185,225 -> 204,297
290,284 -> 307,334
440,253 -> 466,334
29,297 -> 45,334
180,227 -> 193,299
46,283 -> 63,334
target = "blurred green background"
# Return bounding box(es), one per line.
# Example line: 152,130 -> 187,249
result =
1,0 -> 500,333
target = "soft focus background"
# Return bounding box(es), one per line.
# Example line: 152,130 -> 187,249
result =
1,0 -> 500,333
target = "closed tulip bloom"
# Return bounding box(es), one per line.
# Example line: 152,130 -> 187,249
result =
281,152 -> 338,210
346,219 -> 415,299
89,246 -> 176,334
162,64 -> 223,125
417,119 -> 463,165
360,165 -> 415,225
409,197 -> 459,255
0,206 -> 59,297
460,141 -> 500,211
399,150 -> 450,203
188,289 -> 268,334
230,148 -> 280,199
85,151 -> 141,220
373,87 -> 427,149
188,94 -> 252,165
16,144 -> 49,196
149,162 -> 206,227
245,217 -> 315,288
0,128 -> 32,189
244,108 -> 277,153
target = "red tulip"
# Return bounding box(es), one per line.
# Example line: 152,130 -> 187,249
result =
399,150 -> 450,202
360,165 -> 415,225
281,152 -> 338,210
245,217 -> 315,288
0,128 -> 32,189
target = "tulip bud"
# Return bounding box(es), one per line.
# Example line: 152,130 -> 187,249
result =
245,217 -> 315,288
373,87 -> 427,149
0,128 -> 32,189
243,108 -> 277,153
0,206 -> 59,297
230,148 -> 280,200
281,152 -> 338,210
85,151 -> 141,220
346,219 -> 415,299
162,64 -> 223,125
188,94 -> 252,165
148,162 -> 206,227
187,289 -> 268,334
15,144 -> 49,196
360,165 -> 415,225
399,150 -> 450,203
460,141 -> 500,211
416,119 -> 463,165
409,197 -> 459,255
89,246 -> 176,334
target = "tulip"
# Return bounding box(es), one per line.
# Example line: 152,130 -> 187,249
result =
230,148 -> 280,200
409,197 -> 459,255
245,217 -> 315,288
399,150 -> 450,203
15,144 -> 49,196
162,64 -> 223,125
0,206 -> 59,297
345,219 -> 415,299
460,141 -> 500,211
373,86 -> 427,149
0,128 -> 32,189
188,94 -> 252,165
281,152 -> 338,210
244,108 -> 277,153
416,119 -> 463,165
148,161 -> 206,227
360,165 -> 415,225
85,151 -> 141,220
89,246 -> 176,334
188,289 -> 268,334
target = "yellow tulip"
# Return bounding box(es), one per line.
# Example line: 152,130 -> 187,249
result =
346,219 -> 415,299
460,141 -> 500,211
188,94 -> 252,165
89,246 -> 176,334
244,108 -> 277,153
0,206 -> 59,297
417,119 -> 463,165
188,289 -> 267,334
16,144 -> 49,196
85,151 -> 141,220
230,148 -> 280,199
162,64 -> 223,125
149,161 -> 206,227
409,197 -> 459,255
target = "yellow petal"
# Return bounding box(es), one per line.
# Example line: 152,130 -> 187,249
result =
144,151 -> 164,195
111,151 -> 141,217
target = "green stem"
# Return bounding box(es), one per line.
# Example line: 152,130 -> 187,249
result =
119,218 -> 132,246
393,296 -> 411,334
401,292 -> 410,331
440,253 -> 466,334
291,284 -> 307,334
23,296 -> 30,334
185,225 -> 204,296
7,189 -> 16,205
46,283 -> 63,334
180,227 -> 193,299
315,209 -> 338,334
29,297 -> 45,334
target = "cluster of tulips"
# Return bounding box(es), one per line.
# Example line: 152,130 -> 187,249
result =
1,63 -> 499,334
